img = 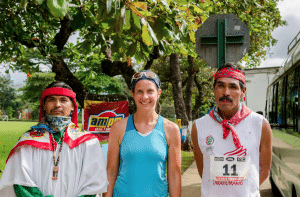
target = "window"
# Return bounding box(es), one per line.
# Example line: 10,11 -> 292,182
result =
286,72 -> 295,127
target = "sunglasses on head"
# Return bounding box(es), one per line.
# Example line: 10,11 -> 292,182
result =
131,71 -> 157,81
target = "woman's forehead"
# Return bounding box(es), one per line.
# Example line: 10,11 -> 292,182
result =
135,79 -> 158,89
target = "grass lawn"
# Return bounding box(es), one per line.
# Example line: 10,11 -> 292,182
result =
181,150 -> 194,174
272,129 -> 300,149
0,121 -> 36,178
0,121 -> 194,179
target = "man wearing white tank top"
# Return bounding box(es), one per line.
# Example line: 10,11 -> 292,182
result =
191,63 -> 272,197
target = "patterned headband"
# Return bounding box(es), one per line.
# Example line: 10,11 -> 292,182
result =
213,67 -> 245,84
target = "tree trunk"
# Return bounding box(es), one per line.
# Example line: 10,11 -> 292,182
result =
169,53 -> 192,151
169,53 -> 188,125
184,55 -> 197,120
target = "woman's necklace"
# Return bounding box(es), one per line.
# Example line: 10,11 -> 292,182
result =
51,133 -> 64,180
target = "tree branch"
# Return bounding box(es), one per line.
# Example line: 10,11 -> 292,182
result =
51,56 -> 89,107
54,17 -> 74,52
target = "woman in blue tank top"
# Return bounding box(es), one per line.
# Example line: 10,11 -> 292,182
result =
105,70 -> 181,197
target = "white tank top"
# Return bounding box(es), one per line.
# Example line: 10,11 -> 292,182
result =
195,112 -> 263,197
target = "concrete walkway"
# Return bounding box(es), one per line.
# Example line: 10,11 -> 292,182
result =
181,161 -> 274,197
181,161 -> 202,196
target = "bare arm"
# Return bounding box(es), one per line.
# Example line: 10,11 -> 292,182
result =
259,118 -> 272,185
165,119 -> 181,197
103,119 -> 127,197
191,123 -> 204,178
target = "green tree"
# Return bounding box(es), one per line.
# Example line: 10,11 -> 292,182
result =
0,74 -> 17,114
6,106 -> 14,119
1,0 -> 285,149
1,0 -> 284,104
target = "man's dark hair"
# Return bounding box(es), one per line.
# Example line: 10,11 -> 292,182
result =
213,62 -> 245,90
46,81 -> 73,90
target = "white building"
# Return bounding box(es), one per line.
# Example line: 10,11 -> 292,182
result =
244,66 -> 280,116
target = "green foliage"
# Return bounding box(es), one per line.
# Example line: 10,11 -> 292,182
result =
47,0 -> 70,18
20,72 -> 56,103
0,74 -> 19,117
19,73 -> 55,119
0,0 -> 285,75
6,106 -> 14,119
0,0 -> 286,123
76,71 -> 124,95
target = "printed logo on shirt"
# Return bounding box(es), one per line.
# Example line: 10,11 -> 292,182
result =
224,146 -> 247,156
206,135 -> 214,145
205,135 -> 214,152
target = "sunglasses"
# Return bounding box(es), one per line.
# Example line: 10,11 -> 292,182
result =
131,71 -> 157,81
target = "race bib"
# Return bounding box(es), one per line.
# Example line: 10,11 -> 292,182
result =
210,155 -> 251,182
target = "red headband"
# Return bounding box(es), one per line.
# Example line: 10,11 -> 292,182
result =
213,67 -> 245,84
39,87 -> 78,126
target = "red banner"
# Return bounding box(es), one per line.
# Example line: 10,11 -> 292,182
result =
84,100 -> 129,141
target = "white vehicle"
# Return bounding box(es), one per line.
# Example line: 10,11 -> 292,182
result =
266,31 -> 300,197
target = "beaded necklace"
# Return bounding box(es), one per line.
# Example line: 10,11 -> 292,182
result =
51,133 -> 64,180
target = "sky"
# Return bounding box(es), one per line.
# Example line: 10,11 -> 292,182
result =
3,0 -> 300,86
259,0 -> 300,67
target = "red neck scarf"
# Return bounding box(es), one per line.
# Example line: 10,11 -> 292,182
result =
209,104 -> 251,148
39,87 -> 78,127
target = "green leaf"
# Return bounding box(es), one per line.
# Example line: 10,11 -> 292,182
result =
131,10 -> 141,30
126,42 -> 137,57
142,24 -> 152,46
70,9 -> 85,30
124,10 -> 131,30
135,44 -> 143,64
193,5 -> 203,14
152,17 -> 165,41
147,23 -> 158,45
179,45 -> 188,54
160,0 -> 171,13
111,36 -> 126,54
47,0 -> 69,18
20,0 -> 28,9
96,3 -> 106,21
36,0 -> 45,4
115,13 -> 123,35
84,8 -> 97,26
101,18 -> 115,29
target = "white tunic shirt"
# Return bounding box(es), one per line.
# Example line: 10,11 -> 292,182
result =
0,126 -> 108,197
196,112 -> 263,197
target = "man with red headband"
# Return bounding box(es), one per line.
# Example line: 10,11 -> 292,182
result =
191,63 -> 272,196
0,82 -> 108,197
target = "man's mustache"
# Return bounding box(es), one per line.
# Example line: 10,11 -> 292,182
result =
219,96 -> 233,102
50,107 -> 63,113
